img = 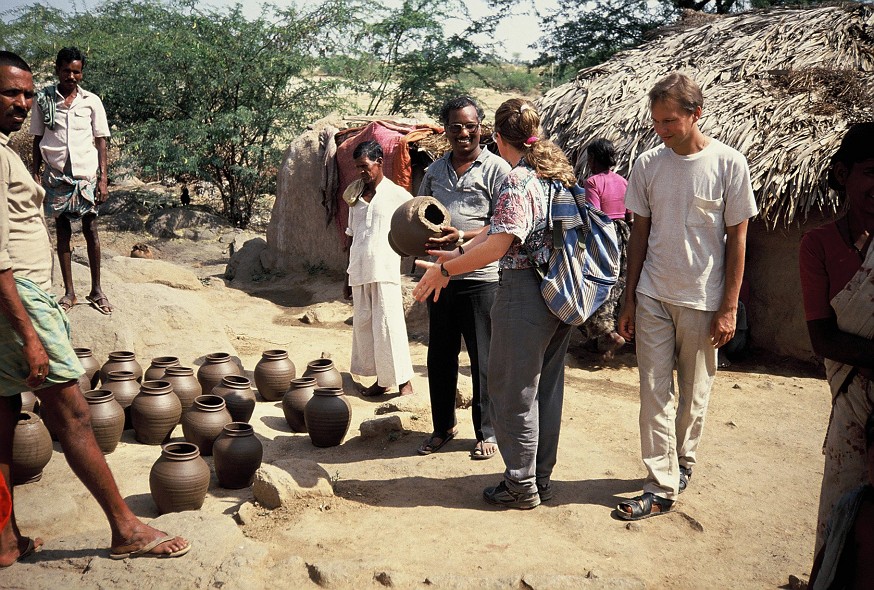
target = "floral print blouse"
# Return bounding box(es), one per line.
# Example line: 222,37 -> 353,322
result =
488,161 -> 554,270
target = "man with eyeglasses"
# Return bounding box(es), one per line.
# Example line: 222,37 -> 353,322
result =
416,96 -> 510,459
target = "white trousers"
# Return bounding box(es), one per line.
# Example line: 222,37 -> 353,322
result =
635,293 -> 717,499
350,282 -> 414,388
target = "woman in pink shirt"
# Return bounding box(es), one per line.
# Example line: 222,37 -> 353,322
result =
581,138 -> 631,359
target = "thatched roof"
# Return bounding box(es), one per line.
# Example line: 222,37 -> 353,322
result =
538,3 -> 874,227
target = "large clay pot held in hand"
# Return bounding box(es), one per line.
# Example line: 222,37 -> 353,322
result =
213,422 -> 263,489
388,196 -> 451,257
144,356 -> 181,381
197,352 -> 244,396
181,395 -> 232,456
131,380 -> 182,445
12,411 -> 53,485
212,375 -> 256,423
253,349 -> 296,402
75,347 -> 101,389
100,350 -> 143,384
302,359 -> 343,390
163,366 -> 201,416
304,387 -> 352,447
149,442 -> 210,514
282,377 -> 316,433
84,390 -> 125,454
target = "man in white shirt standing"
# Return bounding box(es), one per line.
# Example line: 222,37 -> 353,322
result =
616,72 -> 758,520
30,47 -> 112,315
344,140 -> 414,397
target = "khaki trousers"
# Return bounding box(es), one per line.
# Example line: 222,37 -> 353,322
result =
635,293 -> 717,499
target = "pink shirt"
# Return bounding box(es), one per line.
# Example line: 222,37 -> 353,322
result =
584,170 -> 628,220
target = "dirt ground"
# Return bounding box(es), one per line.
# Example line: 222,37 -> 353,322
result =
1,223 -> 827,589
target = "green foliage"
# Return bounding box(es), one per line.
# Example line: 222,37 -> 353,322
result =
2,0 -> 352,228
458,63 -> 544,95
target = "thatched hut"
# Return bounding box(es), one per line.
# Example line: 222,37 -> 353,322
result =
538,3 -> 874,361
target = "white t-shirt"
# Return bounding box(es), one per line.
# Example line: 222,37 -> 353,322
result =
345,177 -> 411,286
624,139 -> 758,311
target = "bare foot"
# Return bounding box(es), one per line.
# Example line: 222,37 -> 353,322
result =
601,332 -> 625,361
361,381 -> 389,397
0,536 -> 43,568
398,381 -> 413,396
471,440 -> 498,460
110,526 -> 190,559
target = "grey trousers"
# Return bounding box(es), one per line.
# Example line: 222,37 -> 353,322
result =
488,268 -> 573,495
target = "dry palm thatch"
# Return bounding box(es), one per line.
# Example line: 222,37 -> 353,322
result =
538,3 -> 874,227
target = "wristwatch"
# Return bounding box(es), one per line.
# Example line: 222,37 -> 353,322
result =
440,263 -> 450,277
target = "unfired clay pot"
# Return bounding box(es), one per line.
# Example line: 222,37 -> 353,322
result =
253,349 -> 296,402
181,395 -> 232,456
282,377 -> 316,433
388,196 -> 451,257
301,359 -> 343,390
75,347 -> 101,390
131,380 -> 182,445
213,422 -> 263,489
100,350 -> 143,384
84,389 -> 125,454
163,366 -> 201,416
304,387 -> 352,448
144,356 -> 181,381
212,375 -> 256,423
197,352 -> 244,395
12,411 -> 53,484
149,442 -> 210,514
20,390 -> 37,413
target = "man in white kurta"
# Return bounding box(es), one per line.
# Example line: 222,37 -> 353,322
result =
344,140 -> 414,396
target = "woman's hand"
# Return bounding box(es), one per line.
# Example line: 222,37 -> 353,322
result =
412,260 -> 450,302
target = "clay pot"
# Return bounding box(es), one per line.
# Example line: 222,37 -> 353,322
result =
197,352 -> 244,396
213,422 -> 263,489
212,375 -> 256,423
102,370 -> 140,429
388,196 -> 451,257
149,442 -> 210,514
163,366 -> 201,416
304,387 -> 352,447
131,380 -> 182,445
253,349 -> 296,402
100,351 -> 143,384
84,390 -> 125,454
12,411 -> 53,484
302,359 -> 343,390
75,347 -> 101,389
20,390 -> 37,413
181,395 -> 232,456
282,377 -> 316,433
144,356 -> 181,381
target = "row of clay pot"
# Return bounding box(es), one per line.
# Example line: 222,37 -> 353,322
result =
149,425 -> 263,514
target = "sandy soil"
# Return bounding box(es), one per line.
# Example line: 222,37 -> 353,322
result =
1,223 -> 826,589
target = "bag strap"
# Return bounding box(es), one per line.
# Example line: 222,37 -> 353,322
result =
522,181 -> 559,278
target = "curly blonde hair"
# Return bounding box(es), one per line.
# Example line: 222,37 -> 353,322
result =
494,98 -> 577,188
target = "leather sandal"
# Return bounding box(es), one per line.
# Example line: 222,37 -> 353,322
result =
616,492 -> 674,520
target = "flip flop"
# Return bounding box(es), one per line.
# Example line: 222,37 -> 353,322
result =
85,294 -> 113,315
57,295 -> 75,312
470,440 -> 498,460
109,535 -> 191,560
360,383 -> 389,397
417,429 -> 458,455
0,537 -> 41,569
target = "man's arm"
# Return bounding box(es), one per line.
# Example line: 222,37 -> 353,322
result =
617,214 -> 651,340
710,220 -> 748,348
0,269 -> 48,388
31,136 -> 43,183
95,136 -> 108,203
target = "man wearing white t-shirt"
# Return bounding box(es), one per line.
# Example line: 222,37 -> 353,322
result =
615,72 -> 758,520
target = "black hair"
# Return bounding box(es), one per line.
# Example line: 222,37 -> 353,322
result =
352,140 -> 383,162
439,96 -> 484,126
56,46 -> 86,69
587,138 -> 618,169
0,51 -> 31,72
829,122 -> 874,192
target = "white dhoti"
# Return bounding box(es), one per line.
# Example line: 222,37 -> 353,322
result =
350,282 -> 414,388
